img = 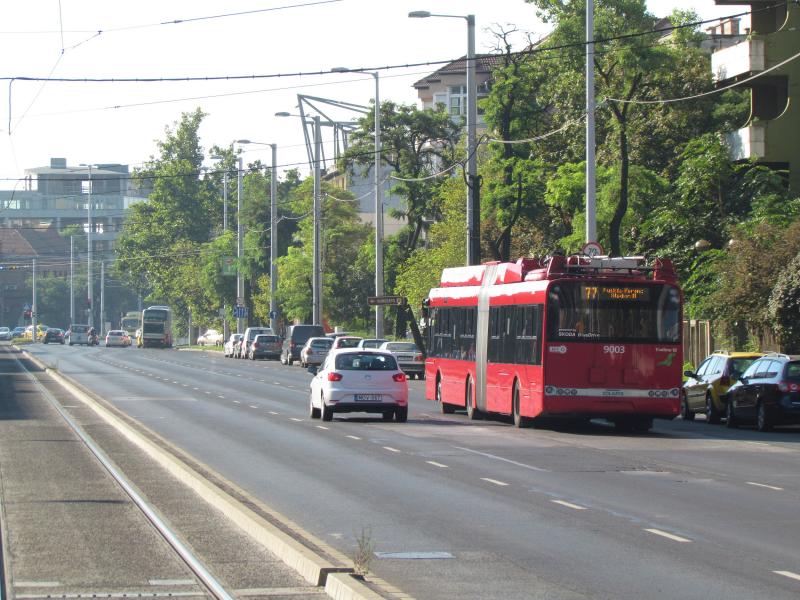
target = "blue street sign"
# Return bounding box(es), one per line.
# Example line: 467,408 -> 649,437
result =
233,306 -> 249,318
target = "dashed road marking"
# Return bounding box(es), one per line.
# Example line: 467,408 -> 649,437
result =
346,435 -> 361,440
426,461 -> 449,468
644,528 -> 691,543
289,417 -> 302,422
774,570 -> 800,582
551,499 -> 587,510
249,405 -> 259,409
269,411 -> 279,415
316,425 -> 329,430
481,478 -> 509,487
217,395 -> 225,399
747,481 -> 783,491
454,445 -> 548,472
383,446 -> 401,453
233,400 -> 240,404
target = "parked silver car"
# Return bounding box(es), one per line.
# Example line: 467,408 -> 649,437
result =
378,341 -> 425,379
224,333 -> 243,358
300,336 -> 334,367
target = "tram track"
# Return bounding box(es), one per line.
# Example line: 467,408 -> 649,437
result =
5,350 -> 231,600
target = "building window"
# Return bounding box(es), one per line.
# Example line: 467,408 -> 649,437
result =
448,85 -> 466,116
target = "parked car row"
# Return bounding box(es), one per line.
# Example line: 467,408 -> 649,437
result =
219,324 -> 426,380
682,351 -> 800,431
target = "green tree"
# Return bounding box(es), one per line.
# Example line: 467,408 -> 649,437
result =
768,251 -> 800,353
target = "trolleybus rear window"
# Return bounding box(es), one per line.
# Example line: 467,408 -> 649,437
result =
546,282 -> 680,343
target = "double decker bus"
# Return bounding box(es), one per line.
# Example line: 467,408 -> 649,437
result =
139,305 -> 173,348
424,255 -> 682,431
120,311 -> 141,339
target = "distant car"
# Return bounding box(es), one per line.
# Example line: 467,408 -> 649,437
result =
378,341 -> 425,379
357,338 -> 389,349
105,330 -> 131,347
248,334 -> 282,360
682,351 -> 763,423
66,324 -> 91,346
224,333 -> 243,358
300,336 -> 334,368
238,327 -> 275,358
11,327 -> 26,339
198,328 -> 224,346
0,327 -> 11,341
726,353 -> 800,431
281,324 -> 326,365
330,336 -> 363,350
43,328 -> 65,344
308,349 -> 409,422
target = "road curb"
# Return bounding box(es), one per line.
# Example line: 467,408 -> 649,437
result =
21,349 -> 387,600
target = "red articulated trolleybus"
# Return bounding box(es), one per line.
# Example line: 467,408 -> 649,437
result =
424,255 -> 683,431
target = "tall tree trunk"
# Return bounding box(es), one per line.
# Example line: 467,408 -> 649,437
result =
609,124 -> 629,257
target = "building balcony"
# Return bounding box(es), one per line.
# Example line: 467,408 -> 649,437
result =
712,37 -> 765,83
724,122 -> 766,161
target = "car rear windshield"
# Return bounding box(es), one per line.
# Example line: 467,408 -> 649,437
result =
785,361 -> 800,382
386,342 -> 418,352
255,335 -> 279,342
311,339 -> 333,348
338,338 -> 361,348
335,353 -> 398,371
71,325 -> 88,333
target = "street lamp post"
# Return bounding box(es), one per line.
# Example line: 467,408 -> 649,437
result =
80,163 -> 95,326
210,155 -> 230,340
276,111 -> 323,326
236,140 -> 279,332
331,67 -> 384,338
410,10 -> 478,266
236,153 -> 244,334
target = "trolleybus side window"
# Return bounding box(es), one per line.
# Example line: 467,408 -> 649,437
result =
487,304 -> 543,366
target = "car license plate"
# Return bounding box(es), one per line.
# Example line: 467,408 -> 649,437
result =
355,394 -> 381,402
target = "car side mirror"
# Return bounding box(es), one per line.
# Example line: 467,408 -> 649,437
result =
683,370 -> 695,378
307,366 -> 318,376
738,375 -> 748,384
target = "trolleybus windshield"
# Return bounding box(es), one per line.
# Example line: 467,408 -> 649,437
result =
547,282 -> 680,343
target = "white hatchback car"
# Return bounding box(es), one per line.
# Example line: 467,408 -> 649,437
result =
308,349 -> 409,422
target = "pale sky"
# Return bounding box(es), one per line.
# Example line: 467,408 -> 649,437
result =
1,0 -> 742,189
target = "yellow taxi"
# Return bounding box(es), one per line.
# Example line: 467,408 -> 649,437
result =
682,351 -> 764,423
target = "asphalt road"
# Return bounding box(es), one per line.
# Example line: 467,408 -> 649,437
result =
22,342 -> 800,600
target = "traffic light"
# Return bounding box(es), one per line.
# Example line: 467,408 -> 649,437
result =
23,310 -> 31,319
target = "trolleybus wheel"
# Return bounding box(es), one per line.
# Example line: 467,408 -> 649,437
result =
437,377 -> 455,414
466,377 -> 481,420
512,383 -> 531,428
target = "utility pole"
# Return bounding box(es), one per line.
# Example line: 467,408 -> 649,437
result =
236,155 -> 244,334
70,236 -> 74,325
312,115 -> 322,326
585,0 -> 597,244
269,143 -> 278,332
466,14 -> 480,266
100,260 -> 105,337
32,258 -> 37,342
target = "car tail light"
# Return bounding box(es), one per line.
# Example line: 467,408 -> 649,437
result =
414,355 -> 423,362
253,343 -> 260,349
328,372 -> 343,382
779,381 -> 799,393
393,373 -> 407,382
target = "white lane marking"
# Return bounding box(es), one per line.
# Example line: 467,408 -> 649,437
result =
182,384 -> 189,387
149,579 -> 196,586
269,411 -> 279,415
289,417 -> 302,422
644,528 -> 691,543
551,499 -> 587,510
383,446 -> 401,453
454,445 -> 548,472
274,381 -> 282,384
346,435 -> 361,440
249,405 -> 259,409
747,481 -> 784,491
233,400 -> 240,404
205,391 -> 211,394
217,395 -> 225,399
192,387 -> 199,391
481,477 -> 509,487
15,581 -> 61,587
774,570 -> 800,582
316,425 -> 329,430
426,461 -> 449,468
172,381 -> 179,384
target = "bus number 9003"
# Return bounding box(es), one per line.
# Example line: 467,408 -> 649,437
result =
603,345 -> 626,354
